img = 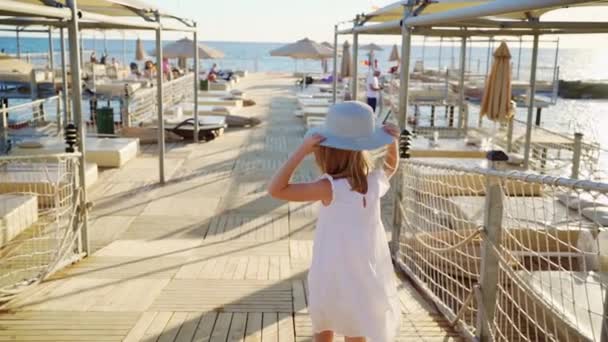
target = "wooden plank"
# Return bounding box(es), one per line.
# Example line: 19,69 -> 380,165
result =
279,256 -> 291,279
233,257 -> 248,280
244,312 -> 262,342
292,280 -> 307,314
245,257 -> 259,280
192,312 -> 217,342
257,256 -> 269,280
262,313 -> 278,342
268,257 -> 280,280
227,312 -> 247,342
175,312 -> 204,342
142,312 -> 172,341
158,312 -> 188,342
278,313 -> 295,342
209,312 -> 232,342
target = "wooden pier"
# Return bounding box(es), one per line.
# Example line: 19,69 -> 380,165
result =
1,73 -> 461,341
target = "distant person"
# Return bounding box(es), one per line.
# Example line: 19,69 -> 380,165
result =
100,52 -> 107,65
111,57 -> 119,68
366,69 -> 382,113
143,60 -> 156,79
208,63 -> 219,77
90,52 -> 98,64
162,57 -> 171,80
128,62 -> 141,79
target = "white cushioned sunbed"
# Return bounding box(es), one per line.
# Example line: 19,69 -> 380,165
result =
0,194 -> 38,246
196,97 -> 242,107
170,103 -> 234,116
11,138 -> 138,168
0,162 -> 98,207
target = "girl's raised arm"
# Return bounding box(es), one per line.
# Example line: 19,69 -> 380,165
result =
267,134 -> 332,203
382,124 -> 400,178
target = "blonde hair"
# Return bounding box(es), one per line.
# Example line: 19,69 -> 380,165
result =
314,146 -> 371,194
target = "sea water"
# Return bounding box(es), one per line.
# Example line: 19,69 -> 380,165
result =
1,37 -> 606,171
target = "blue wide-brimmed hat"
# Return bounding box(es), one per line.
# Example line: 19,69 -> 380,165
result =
305,101 -> 393,151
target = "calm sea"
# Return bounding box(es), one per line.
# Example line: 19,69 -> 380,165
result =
1,37 -> 607,170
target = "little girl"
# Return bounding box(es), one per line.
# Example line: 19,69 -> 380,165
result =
268,101 -> 401,342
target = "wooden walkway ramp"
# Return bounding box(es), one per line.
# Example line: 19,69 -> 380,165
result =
1,74 -> 461,341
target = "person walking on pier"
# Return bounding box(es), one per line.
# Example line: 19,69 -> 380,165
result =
366,69 -> 383,113
268,101 -> 401,342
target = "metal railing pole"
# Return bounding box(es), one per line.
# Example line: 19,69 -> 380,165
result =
48,28 -> 55,84
193,23 -> 200,142
57,92 -> 63,136
67,0 -> 89,255
476,150 -> 507,341
16,28 -> 21,58
458,35 -> 467,131
523,33 -> 540,170
59,27 -> 69,124
0,103 -> 7,149
352,32 -> 359,101
155,12 -> 166,184
571,132 -> 583,179
332,24 -> 338,104
393,1 -> 414,256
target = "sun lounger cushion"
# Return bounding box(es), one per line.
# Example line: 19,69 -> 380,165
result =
582,207 -> 608,226
0,194 -> 38,246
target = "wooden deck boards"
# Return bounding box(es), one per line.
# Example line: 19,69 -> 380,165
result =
1,73 -> 462,341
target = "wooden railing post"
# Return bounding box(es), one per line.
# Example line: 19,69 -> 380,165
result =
571,132 -> 583,179
476,150 -> 508,341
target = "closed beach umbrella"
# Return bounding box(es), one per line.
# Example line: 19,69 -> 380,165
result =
270,38 -> 333,60
360,43 -> 384,52
150,37 -> 224,59
135,37 -> 146,61
0,53 -> 33,74
389,44 -> 400,62
340,41 -> 351,78
480,42 -> 513,122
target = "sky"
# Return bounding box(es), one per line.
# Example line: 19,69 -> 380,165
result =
142,0 -> 608,48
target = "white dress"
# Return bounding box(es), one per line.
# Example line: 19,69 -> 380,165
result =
307,170 -> 401,341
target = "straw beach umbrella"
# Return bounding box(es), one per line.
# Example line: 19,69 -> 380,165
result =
150,37 -> 224,60
360,43 -> 384,52
480,42 -> 513,122
341,41 -> 352,78
389,44 -> 400,63
135,37 -> 147,61
270,38 -> 333,74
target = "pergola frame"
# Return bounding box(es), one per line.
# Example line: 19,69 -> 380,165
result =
0,0 -> 200,255
333,0 -> 608,168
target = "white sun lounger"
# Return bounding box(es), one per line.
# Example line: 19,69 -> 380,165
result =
0,194 -> 38,246
196,97 -> 242,107
10,138 -> 139,168
298,98 -> 331,108
170,103 -> 235,116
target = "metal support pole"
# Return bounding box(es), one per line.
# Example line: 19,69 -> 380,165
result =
155,12 -> 166,184
60,28 -> 69,123
393,1 -> 414,256
79,31 -> 84,68
67,0 -> 89,255
0,103 -> 7,149
122,31 -> 127,65
467,37 -> 472,74
193,23 -> 200,142
421,36 -> 426,62
332,24 -> 338,104
552,37 -> 560,97
485,37 -> 493,80
16,28 -> 20,58
516,36 -> 523,80
103,31 -> 107,55
48,28 -> 55,84
523,33 -> 539,170
352,32 -> 359,101
458,36 -> 467,131
571,132 -> 583,179
438,37 -> 443,70
506,118 -> 514,152
476,150 -> 507,341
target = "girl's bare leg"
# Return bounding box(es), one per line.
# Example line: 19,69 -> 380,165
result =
344,337 -> 366,342
314,330 -> 334,342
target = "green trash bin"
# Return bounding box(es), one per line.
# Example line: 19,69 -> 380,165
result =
96,107 -> 115,135
200,79 -> 209,91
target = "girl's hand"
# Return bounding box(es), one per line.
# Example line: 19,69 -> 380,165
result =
383,123 -> 400,141
299,134 -> 325,155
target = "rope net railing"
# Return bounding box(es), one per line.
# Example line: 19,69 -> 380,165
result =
0,153 -> 84,305
1,95 -> 63,139
395,158 -> 608,341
